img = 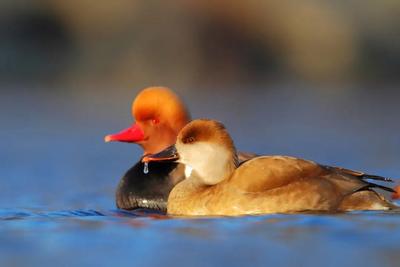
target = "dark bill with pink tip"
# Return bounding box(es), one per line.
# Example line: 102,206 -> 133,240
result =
142,145 -> 179,163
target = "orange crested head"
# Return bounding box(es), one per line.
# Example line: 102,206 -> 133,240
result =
132,86 -> 190,135
105,86 -> 191,155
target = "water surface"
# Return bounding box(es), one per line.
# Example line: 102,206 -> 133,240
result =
1,208 -> 400,267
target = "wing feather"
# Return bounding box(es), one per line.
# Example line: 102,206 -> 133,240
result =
230,156 -> 326,192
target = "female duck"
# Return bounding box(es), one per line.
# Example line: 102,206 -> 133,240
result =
144,119 -> 396,216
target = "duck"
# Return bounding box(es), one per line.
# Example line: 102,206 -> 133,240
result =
105,87 -> 256,211
105,87 -> 190,211
143,119 -> 396,216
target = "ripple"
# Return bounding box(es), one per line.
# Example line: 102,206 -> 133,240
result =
0,209 -> 104,220
0,208 -> 169,221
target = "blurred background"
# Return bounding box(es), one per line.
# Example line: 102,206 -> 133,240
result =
0,0 -> 399,209
1,0 -> 400,86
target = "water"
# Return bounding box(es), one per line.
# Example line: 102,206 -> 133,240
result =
1,85 -> 400,266
1,209 -> 400,266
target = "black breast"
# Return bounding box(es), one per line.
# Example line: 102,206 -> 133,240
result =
115,160 -> 183,212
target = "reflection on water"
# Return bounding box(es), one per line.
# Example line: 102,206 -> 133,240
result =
0,85 -> 400,266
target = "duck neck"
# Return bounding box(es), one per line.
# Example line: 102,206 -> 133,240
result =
142,140 -> 174,156
189,155 -> 238,186
141,129 -> 177,155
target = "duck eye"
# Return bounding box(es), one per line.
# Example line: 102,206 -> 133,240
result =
185,137 -> 195,144
151,118 -> 159,125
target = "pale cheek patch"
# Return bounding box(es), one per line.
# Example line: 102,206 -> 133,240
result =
178,142 -> 232,185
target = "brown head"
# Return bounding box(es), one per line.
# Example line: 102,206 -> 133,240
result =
144,119 -> 239,185
105,86 -> 190,155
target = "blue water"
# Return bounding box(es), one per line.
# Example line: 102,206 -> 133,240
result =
1,85 -> 399,266
1,208 -> 400,266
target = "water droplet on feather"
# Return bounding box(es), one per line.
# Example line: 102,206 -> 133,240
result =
143,162 -> 149,174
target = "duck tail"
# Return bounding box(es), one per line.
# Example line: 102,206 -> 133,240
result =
322,165 -> 395,193
359,173 -> 393,182
354,173 -> 396,193
359,182 -> 396,193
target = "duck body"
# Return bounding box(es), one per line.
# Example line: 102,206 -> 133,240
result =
167,156 -> 394,216
144,119 -> 396,216
116,160 -> 184,211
